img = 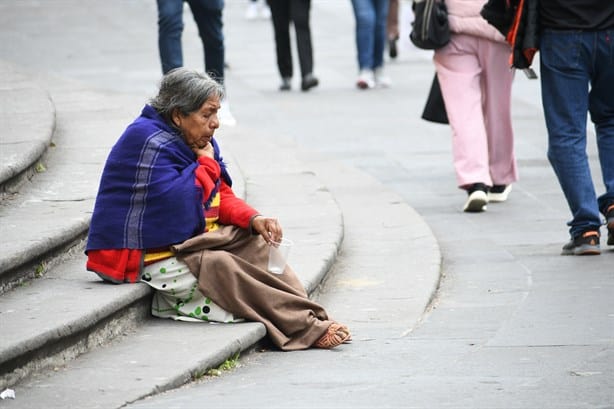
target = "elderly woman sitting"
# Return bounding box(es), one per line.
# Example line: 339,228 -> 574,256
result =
85,68 -> 350,350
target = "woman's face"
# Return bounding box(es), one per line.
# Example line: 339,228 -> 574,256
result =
172,96 -> 220,150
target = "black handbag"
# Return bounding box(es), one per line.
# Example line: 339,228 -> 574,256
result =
410,0 -> 451,50
421,74 -> 449,124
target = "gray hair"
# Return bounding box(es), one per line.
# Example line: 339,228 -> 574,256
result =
150,68 -> 225,123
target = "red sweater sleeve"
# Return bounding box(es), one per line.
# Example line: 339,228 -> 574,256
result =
194,156 -> 258,228
194,156 -> 221,199
218,180 -> 259,229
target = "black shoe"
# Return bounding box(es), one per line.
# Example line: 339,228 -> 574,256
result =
605,204 -> 614,246
279,77 -> 291,91
561,230 -> 601,255
463,183 -> 489,212
388,37 -> 398,59
301,73 -> 319,91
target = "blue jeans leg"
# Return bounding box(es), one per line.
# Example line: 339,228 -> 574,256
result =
187,0 -> 225,84
157,0 -> 185,74
351,0 -> 389,70
591,30 -> 614,215
540,29 -> 614,238
372,0 -> 388,69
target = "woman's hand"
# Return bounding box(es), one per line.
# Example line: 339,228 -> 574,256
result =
191,141 -> 214,159
251,216 -> 283,245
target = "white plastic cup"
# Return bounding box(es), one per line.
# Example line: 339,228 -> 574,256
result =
267,238 -> 293,274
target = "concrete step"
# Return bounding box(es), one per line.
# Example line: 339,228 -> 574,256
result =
0,71 -> 143,294
0,61 -> 65,292
0,60 -> 54,192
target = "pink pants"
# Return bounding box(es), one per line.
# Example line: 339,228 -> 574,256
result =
434,34 -> 517,189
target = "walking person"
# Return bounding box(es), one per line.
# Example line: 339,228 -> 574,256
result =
266,0 -> 319,92
538,0 -> 614,255
156,0 -> 236,126
433,0 -> 517,212
350,0 -> 391,89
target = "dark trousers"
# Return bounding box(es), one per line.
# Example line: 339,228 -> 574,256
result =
157,0 -> 225,84
267,0 -> 313,79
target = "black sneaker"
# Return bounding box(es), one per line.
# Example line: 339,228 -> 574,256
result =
561,230 -> 601,255
279,77 -> 291,91
463,183 -> 489,212
605,204 -> 614,246
301,73 -> 319,91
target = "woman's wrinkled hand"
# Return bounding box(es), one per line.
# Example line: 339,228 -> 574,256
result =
191,141 -> 214,159
251,216 -> 283,245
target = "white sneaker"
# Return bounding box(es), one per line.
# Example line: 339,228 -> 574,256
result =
374,67 -> 391,88
218,100 -> 237,127
463,190 -> 488,212
488,184 -> 512,202
356,69 -> 375,89
463,183 -> 489,212
245,2 -> 258,20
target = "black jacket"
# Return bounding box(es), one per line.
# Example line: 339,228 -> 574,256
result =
481,0 -> 539,69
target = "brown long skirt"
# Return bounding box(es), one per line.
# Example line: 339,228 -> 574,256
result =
172,225 -> 332,351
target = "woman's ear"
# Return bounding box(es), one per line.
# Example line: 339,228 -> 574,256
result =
171,109 -> 181,128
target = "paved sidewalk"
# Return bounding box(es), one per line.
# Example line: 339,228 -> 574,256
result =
0,1 -> 612,408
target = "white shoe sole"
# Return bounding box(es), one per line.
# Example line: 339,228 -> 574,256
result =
463,190 -> 488,212
488,185 -> 512,202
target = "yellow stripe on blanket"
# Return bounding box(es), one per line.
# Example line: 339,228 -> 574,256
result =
144,250 -> 174,264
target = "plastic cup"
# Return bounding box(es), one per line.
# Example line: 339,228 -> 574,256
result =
267,238 -> 293,274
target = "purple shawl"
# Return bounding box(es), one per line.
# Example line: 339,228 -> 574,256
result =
86,105 -> 231,251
